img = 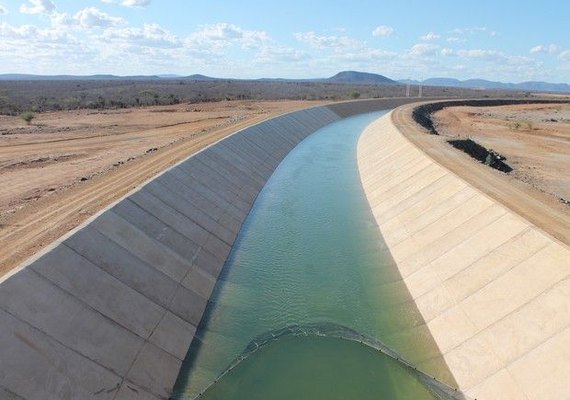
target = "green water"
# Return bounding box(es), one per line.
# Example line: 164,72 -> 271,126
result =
198,336 -> 435,400
173,112 -> 452,399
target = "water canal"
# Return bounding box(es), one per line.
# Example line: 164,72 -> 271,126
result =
173,111 -> 453,399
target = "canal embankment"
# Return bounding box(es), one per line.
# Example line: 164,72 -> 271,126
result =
358,109 -> 570,400
0,98 -> 429,400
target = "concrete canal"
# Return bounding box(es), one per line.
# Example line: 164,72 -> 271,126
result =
173,111 -> 454,399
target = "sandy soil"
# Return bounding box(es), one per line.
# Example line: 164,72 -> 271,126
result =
393,103 -> 570,246
0,100 -> 328,277
433,103 -> 570,205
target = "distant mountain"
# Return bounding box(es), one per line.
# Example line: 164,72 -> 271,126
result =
2,72 -> 567,92
422,77 -> 463,87
156,74 -> 183,78
327,71 -> 397,85
185,74 -> 219,81
400,77 -> 570,93
516,81 -> 570,92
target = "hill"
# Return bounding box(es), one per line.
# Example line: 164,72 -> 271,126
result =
327,71 -> 397,85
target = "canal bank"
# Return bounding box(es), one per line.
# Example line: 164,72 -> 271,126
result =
0,98 -> 437,400
173,111 -> 457,399
358,111 -> 570,400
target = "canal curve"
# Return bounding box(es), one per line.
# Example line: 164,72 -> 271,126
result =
172,111 -> 456,399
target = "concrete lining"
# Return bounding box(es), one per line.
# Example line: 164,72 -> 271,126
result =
0,98 -> 425,400
358,111 -> 570,400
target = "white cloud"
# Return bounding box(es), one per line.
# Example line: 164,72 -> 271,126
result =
559,50 -> 570,61
121,0 -> 151,7
372,25 -> 394,37
255,46 -> 309,63
0,21 -> 72,42
186,23 -> 271,52
195,23 -> 245,41
448,26 -> 497,42
101,0 -> 151,7
295,31 -> 363,51
441,48 -> 454,56
420,32 -> 440,41
20,0 -> 55,15
103,23 -> 180,48
408,43 -> 439,57
446,36 -> 465,43
456,49 -> 537,68
457,48 -> 501,60
0,5 -> 7,14
0,22 -> 38,39
50,11 -> 75,28
530,44 -> 560,54
451,26 -> 488,35
74,7 -> 125,28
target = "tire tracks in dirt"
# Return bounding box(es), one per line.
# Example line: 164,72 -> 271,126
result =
0,112 -> 286,277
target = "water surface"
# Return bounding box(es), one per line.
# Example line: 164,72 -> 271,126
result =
173,111 -> 451,399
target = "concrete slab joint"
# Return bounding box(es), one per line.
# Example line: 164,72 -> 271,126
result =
357,110 -> 570,400
0,98 -> 437,399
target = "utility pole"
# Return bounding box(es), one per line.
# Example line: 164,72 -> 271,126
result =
418,80 -> 423,98
406,79 -> 410,97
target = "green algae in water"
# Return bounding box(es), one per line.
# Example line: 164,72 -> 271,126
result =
173,111 -> 454,399
198,336 -> 437,400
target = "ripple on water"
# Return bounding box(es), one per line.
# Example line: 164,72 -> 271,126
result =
173,112 -> 454,399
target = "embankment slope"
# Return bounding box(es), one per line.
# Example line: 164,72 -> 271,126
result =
0,98 -> 425,400
358,110 -> 570,400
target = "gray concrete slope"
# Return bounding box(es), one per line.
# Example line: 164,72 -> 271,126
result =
0,98 -> 424,400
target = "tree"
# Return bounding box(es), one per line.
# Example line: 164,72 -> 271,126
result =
350,91 -> 361,99
20,111 -> 35,125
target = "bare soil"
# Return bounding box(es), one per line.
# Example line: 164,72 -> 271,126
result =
0,100 -> 328,277
393,102 -> 570,247
433,103 -> 570,205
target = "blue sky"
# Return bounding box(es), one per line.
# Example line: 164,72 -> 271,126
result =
0,0 -> 569,82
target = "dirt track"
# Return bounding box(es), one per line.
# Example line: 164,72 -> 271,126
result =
433,103 -> 570,203
0,100 -> 327,277
393,103 -> 570,246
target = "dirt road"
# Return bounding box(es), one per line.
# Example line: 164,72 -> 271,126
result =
433,103 -> 570,203
0,100 -> 327,277
393,102 -> 570,246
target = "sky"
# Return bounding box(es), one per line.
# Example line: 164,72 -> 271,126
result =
0,0 -> 569,82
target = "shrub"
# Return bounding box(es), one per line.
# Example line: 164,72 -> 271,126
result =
20,111 -> 35,125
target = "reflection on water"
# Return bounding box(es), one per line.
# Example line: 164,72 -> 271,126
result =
173,111 -> 453,399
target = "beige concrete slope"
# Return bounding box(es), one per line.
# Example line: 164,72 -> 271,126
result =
358,112 -> 570,400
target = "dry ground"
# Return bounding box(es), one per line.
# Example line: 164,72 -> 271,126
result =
0,100 -> 328,277
393,102 -> 570,247
433,103 -> 570,205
